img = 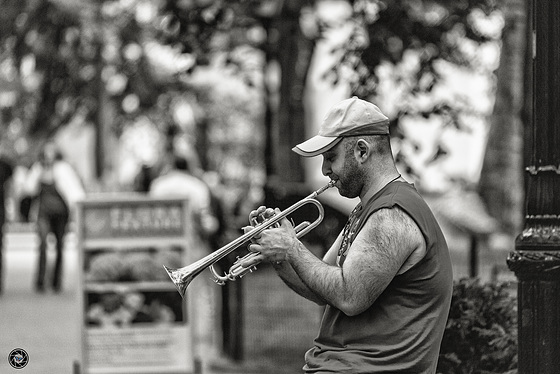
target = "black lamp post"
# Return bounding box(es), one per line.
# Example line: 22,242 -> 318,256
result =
507,1 -> 560,372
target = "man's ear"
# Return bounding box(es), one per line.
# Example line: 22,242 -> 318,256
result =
354,139 -> 370,162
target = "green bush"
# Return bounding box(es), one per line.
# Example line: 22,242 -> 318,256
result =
437,278 -> 518,374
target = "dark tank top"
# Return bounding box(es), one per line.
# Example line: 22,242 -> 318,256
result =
304,181 -> 453,373
38,182 -> 68,217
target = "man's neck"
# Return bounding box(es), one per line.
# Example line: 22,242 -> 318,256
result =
360,172 -> 402,203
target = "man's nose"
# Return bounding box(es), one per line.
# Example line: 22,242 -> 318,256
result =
321,160 -> 331,177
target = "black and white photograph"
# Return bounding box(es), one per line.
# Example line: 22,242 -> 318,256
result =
1,0 -> 558,373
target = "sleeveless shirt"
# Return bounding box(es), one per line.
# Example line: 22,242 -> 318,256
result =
304,181 -> 453,373
38,181 -> 68,217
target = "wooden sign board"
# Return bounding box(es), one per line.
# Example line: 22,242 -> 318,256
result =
76,195 -> 194,374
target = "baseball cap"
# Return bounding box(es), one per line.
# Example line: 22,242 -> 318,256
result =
292,96 -> 389,157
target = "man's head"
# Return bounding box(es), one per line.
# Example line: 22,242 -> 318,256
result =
292,97 -> 389,157
40,141 -> 62,165
321,135 -> 393,198
292,97 -> 393,198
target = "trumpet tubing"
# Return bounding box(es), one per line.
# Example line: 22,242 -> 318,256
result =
163,181 -> 335,297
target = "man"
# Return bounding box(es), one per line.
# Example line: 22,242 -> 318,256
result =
243,97 -> 453,373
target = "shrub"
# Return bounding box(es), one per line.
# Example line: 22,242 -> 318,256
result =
437,278 -> 518,374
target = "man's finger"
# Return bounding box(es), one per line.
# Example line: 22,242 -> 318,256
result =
247,243 -> 262,253
239,253 -> 263,268
249,206 -> 268,225
276,208 -> 294,229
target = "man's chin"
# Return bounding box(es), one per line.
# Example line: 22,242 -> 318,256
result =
337,186 -> 356,199
336,181 -> 362,199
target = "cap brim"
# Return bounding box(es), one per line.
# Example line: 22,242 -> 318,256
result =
292,136 -> 342,157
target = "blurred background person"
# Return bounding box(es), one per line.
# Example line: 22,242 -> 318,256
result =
0,149 -> 14,295
24,141 -> 85,293
149,154 -> 223,366
149,155 -> 219,239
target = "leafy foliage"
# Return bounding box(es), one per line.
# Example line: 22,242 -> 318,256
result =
327,0 -> 504,183
1,0 -> 505,189
438,278 -> 518,374
155,0 -> 268,63
0,0 -> 267,138
343,0 -> 499,95
1,0 -> 92,136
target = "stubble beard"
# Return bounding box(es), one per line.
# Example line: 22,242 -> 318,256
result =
337,155 -> 363,199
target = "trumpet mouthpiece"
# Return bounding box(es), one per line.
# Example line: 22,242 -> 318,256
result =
315,180 -> 335,195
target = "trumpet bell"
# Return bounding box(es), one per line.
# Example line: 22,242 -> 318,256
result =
163,265 -> 194,298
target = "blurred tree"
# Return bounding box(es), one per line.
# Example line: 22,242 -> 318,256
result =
1,0 -> 507,185
0,0 -> 274,179
153,0 -> 314,183
339,0 -> 499,93
336,0 -> 524,234
479,0 -> 526,235
334,0 -> 501,181
1,0 -> 100,137
333,1 -> 527,238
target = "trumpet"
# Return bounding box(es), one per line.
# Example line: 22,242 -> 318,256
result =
164,181 -> 335,297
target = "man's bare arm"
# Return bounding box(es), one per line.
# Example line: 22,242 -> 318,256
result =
288,207 -> 425,316
272,233 -> 343,305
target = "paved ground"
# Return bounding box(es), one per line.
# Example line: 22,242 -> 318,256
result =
0,228 -> 81,374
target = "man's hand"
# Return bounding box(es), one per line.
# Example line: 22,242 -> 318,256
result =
240,207 -> 297,267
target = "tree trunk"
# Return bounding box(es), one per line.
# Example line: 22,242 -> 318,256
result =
265,1 -> 313,184
479,0 -> 526,235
